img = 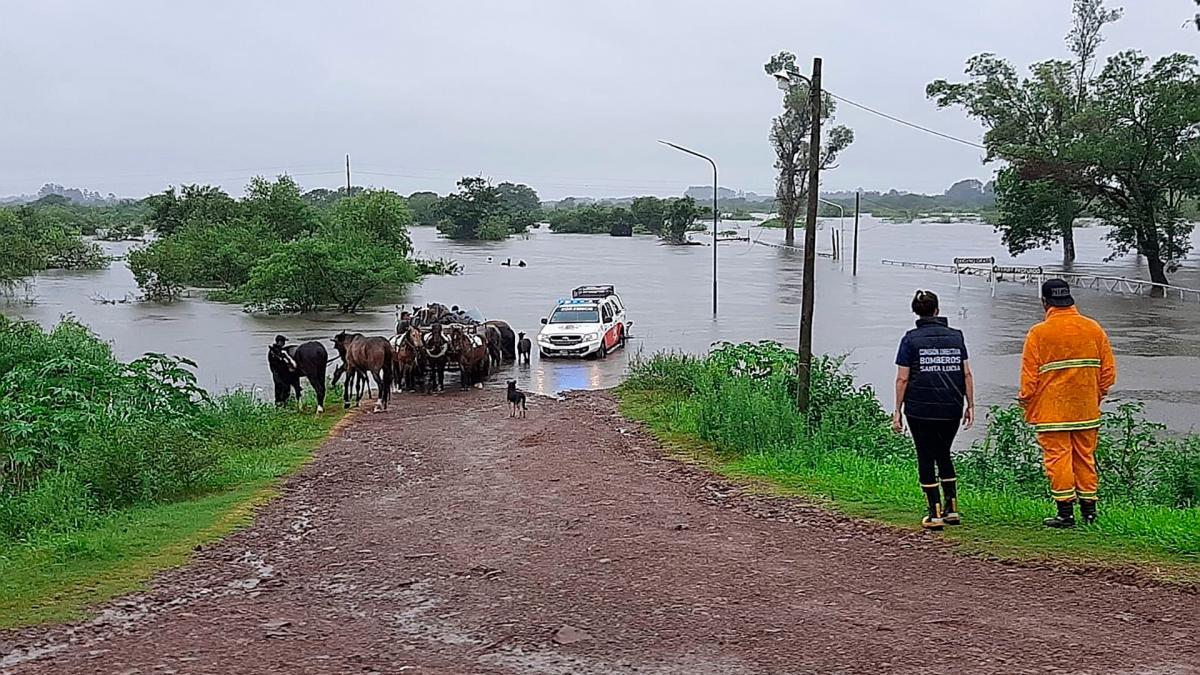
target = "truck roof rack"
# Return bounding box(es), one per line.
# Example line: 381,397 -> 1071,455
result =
572,285 -> 616,299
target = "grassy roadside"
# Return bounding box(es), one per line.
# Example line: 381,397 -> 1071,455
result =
618,346 -> 1200,584
0,409 -> 348,630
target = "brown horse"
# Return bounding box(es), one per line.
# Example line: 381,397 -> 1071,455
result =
389,325 -> 424,393
450,326 -> 491,389
333,331 -> 394,411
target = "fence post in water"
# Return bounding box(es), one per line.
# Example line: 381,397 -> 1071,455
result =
852,192 -> 860,276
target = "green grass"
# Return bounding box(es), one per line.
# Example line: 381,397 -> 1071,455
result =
619,387 -> 1200,584
0,408 -> 347,629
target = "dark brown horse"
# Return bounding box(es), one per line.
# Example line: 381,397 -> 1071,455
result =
450,326 -> 491,389
389,325 -> 425,393
484,320 -> 517,360
481,324 -> 503,368
333,331 -> 394,411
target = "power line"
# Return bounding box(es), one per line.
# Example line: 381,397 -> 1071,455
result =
825,90 -> 988,151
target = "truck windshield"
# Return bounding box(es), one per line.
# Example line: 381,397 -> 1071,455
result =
550,307 -> 600,324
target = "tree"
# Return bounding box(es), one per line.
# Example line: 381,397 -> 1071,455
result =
609,207 -> 633,237
764,51 -> 854,246
662,197 -> 699,244
993,167 -> 1085,258
496,182 -> 540,213
143,184 -> 238,237
630,196 -> 665,234
329,188 -> 413,254
928,2 -> 1199,287
242,175 -> 317,240
496,182 -> 540,234
927,0 -> 1119,262
1061,51 -> 1200,288
239,225 -> 417,313
407,191 -> 440,226
435,177 -> 510,240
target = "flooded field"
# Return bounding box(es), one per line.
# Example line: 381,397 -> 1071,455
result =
5,218 -> 1200,435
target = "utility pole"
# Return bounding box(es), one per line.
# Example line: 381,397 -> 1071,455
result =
852,191 -> 860,276
345,154 -> 351,196
795,56 -> 822,413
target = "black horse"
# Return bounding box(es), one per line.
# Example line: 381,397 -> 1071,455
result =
267,335 -> 329,412
422,323 -> 451,393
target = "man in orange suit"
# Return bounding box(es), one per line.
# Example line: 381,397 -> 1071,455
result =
1019,279 -> 1116,528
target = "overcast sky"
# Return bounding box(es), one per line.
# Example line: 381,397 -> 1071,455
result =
1,1 -> 1195,200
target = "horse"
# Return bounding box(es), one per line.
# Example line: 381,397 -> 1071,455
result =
333,331 -> 394,411
421,323 -> 451,393
484,320 -> 517,361
481,324 -> 503,368
389,325 -> 425,393
517,332 -> 532,365
450,326 -> 490,389
267,335 -> 329,413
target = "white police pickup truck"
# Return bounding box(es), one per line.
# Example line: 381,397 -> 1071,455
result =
537,285 -> 630,359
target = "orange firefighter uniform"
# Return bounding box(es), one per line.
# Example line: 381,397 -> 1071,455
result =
1019,306 -> 1116,502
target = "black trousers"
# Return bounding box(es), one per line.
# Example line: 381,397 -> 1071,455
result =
907,416 -> 959,486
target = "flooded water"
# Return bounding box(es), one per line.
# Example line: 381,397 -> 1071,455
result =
5,218 -> 1200,435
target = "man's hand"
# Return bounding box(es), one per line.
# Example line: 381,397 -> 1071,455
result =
892,410 -> 904,434
963,406 -> 975,430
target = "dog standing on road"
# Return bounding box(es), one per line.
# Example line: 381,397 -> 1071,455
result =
507,380 -> 527,418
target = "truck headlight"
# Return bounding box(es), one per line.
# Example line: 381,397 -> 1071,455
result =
585,333 -> 599,341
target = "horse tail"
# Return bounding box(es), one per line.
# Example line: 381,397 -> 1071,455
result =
381,348 -> 394,406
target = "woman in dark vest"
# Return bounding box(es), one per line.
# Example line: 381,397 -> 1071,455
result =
893,290 -> 975,531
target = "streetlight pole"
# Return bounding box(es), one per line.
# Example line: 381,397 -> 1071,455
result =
659,140 -> 719,316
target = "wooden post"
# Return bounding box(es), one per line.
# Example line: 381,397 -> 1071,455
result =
852,192 -> 860,276
795,56 -> 822,413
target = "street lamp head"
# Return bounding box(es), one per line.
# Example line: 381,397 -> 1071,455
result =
772,68 -> 809,91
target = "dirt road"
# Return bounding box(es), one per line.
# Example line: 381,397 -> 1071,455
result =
3,390 -> 1197,674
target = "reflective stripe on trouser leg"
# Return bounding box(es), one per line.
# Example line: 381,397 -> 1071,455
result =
1071,429 -> 1099,501
1039,431 -> 1078,502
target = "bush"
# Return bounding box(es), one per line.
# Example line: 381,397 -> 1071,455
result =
0,317 -> 324,541
624,341 -> 1200,511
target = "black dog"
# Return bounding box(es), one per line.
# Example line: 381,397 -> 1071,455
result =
517,332 -> 532,365
268,335 -> 329,412
506,380 -> 527,418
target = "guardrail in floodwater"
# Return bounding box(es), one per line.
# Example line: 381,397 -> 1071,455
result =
881,259 -> 1200,302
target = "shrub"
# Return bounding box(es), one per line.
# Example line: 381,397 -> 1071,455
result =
0,317 -> 323,541
624,341 -> 1200,511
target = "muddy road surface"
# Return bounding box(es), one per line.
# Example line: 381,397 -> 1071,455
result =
3,391 -> 1197,674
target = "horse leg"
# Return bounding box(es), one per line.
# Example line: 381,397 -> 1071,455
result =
308,374 -> 326,414
292,379 -> 303,410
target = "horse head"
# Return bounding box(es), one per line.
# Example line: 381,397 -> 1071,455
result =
268,341 -> 297,371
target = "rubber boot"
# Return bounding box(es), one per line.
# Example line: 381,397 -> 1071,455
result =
1043,499 -> 1076,528
1079,499 -> 1097,525
921,484 -> 944,531
941,478 -> 960,526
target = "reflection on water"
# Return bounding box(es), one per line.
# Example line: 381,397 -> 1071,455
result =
5,219 -> 1199,434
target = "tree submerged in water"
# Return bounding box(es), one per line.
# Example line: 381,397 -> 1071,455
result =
764,51 -> 854,247
928,0 -> 1199,290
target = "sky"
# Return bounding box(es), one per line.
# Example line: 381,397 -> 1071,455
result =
1,0 -> 1196,201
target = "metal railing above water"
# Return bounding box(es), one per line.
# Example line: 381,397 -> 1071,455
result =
881,259 -> 1200,302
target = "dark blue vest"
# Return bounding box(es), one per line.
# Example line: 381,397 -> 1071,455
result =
901,317 -> 967,420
